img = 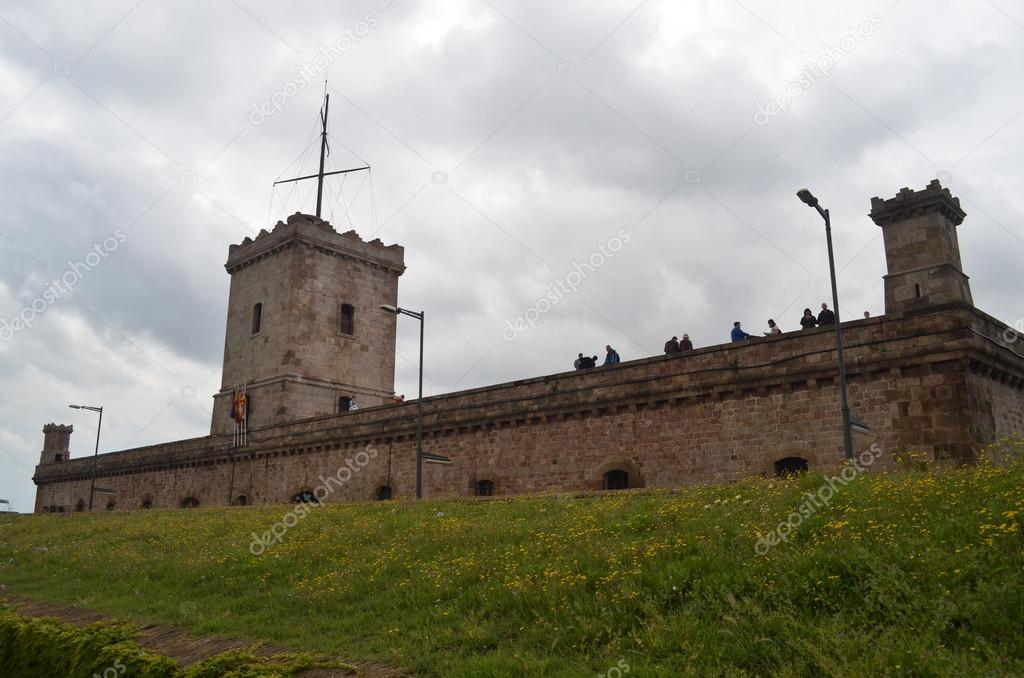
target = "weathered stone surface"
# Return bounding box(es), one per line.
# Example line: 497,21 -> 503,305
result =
31,185 -> 1024,512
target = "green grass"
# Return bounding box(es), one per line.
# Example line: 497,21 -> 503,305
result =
1,448 -> 1023,677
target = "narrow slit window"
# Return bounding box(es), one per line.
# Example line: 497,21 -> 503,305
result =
340,303 -> 355,335
251,303 -> 263,335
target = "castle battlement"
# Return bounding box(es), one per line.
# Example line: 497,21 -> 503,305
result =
32,181 -> 1024,512
226,212 -> 405,275
870,179 -> 967,227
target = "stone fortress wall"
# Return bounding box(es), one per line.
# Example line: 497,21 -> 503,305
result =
32,181 -> 1024,511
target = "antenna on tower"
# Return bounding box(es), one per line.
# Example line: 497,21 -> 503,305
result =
273,83 -> 369,219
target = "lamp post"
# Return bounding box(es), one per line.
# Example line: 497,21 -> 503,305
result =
380,304 -> 427,499
796,189 -> 853,461
69,404 -> 103,510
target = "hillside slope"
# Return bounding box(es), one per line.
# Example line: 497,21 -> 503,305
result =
2,448 -> 1022,677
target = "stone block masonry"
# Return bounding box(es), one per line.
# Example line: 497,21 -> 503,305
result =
31,181 -> 1024,511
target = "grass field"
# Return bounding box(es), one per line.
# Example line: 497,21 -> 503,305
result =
2,445 -> 1023,677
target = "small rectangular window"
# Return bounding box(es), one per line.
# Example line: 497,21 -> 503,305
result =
340,303 -> 355,335
251,303 -> 263,335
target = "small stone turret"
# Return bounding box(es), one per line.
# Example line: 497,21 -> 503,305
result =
870,180 -> 972,316
41,423 -> 73,464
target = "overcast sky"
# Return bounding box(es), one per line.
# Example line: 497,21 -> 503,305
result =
1,0 -> 1022,512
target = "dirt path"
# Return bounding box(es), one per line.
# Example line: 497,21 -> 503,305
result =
1,593 -> 412,677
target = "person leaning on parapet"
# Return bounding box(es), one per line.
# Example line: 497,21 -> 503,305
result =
731,321 -> 752,342
603,345 -> 621,366
800,308 -> 817,330
579,355 -> 598,369
764,319 -> 781,336
818,302 -> 836,325
664,336 -> 681,354
679,334 -> 694,351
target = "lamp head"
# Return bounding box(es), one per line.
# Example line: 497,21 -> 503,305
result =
69,405 -> 82,410
379,304 -> 399,314
796,188 -> 818,207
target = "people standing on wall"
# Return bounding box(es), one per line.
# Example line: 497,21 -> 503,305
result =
679,334 -> 694,351
863,310 -> 871,319
603,345 -> 621,365
731,322 -> 751,342
818,302 -> 836,325
664,336 -> 680,354
579,355 -> 598,369
800,308 -> 817,329
574,353 -> 584,370
764,319 -> 781,336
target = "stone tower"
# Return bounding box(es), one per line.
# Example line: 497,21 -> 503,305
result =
40,423 -> 73,465
869,180 -> 972,315
211,213 -> 405,435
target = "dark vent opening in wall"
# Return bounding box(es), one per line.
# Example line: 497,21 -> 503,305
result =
774,457 -> 809,477
604,470 -> 629,490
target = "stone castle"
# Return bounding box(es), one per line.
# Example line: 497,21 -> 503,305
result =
32,180 -> 1024,512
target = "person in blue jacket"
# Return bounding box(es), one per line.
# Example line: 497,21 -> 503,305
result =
603,345 -> 620,365
731,321 -> 752,342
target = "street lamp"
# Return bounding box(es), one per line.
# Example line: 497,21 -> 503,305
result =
69,404 -> 103,510
796,189 -> 853,461
380,304 -> 428,499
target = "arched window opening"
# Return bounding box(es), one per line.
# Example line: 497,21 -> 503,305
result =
604,469 -> 630,490
475,480 -> 495,497
235,495 -> 249,506
376,485 -> 392,501
75,499 -> 85,512
251,302 -> 263,335
41,506 -> 49,513
141,499 -> 153,509
340,303 -> 355,335
56,506 -> 65,513
293,490 -> 320,505
338,396 -> 352,413
774,457 -> 809,477
181,497 -> 200,509
105,501 -> 116,511
54,454 -> 63,462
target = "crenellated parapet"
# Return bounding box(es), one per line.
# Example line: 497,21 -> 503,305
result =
226,212 -> 405,275
869,179 -> 967,227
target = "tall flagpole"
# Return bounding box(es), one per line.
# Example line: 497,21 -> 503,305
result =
272,87 -> 368,216
315,93 -> 329,218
